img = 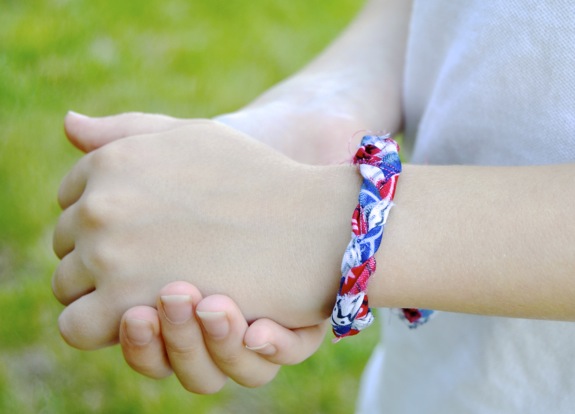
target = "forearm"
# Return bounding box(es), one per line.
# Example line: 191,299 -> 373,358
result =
215,0 -> 412,164
367,164 -> 575,320
247,0 -> 410,129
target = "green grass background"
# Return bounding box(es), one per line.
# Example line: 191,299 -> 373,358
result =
0,1 -> 382,412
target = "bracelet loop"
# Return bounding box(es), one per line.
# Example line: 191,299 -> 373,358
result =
331,134 -> 433,341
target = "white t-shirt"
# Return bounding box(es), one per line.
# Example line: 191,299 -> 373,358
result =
358,1 -> 575,412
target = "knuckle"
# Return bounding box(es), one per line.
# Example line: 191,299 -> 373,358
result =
216,352 -> 243,368
57,183 -> 70,209
165,341 -> 201,360
77,193 -> 115,227
58,312 -> 95,350
51,264 -> 95,305
239,370 -> 278,389
79,190 -> 136,228
90,136 -> 148,171
51,258 -> 90,305
181,378 -> 226,395
51,267 -> 70,305
85,244 -> 119,274
124,359 -> 172,380
90,142 -> 131,170
51,276 -> 69,305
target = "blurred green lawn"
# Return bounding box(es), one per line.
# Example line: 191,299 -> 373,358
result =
0,1 -> 381,412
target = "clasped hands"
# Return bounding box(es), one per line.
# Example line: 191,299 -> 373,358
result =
52,112 -> 354,393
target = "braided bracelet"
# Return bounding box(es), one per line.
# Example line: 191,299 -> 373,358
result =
331,134 -> 434,341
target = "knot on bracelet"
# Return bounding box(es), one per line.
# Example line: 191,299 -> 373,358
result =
331,134 -> 434,341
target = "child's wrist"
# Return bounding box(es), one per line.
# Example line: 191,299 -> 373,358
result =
308,164 -> 364,318
216,95 -> 389,165
328,144 -> 435,340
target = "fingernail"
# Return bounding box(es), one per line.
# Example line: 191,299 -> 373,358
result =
196,311 -> 229,339
161,295 -> 193,324
124,318 -> 154,346
245,342 -> 277,356
67,110 -> 90,119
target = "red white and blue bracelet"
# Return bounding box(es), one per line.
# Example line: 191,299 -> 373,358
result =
331,134 -> 434,341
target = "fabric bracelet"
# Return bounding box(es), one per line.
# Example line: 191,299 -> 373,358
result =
330,134 -> 434,341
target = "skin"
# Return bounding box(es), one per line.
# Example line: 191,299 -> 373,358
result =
53,0 -> 575,394
63,113 -> 333,393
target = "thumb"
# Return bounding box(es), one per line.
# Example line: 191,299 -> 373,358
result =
64,111 -> 188,152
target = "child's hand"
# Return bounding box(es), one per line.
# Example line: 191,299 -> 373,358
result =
120,281 -> 327,393
57,112 -> 331,392
53,116 -> 356,349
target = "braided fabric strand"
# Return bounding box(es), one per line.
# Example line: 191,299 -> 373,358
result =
331,134 -> 434,341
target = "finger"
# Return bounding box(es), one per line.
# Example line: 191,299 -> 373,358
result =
120,306 -> 173,379
52,250 -> 95,305
244,319 -> 329,365
58,154 -> 91,209
64,111 -> 188,153
157,282 -> 228,394
58,290 -> 120,350
195,295 -> 280,388
53,205 -> 77,259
